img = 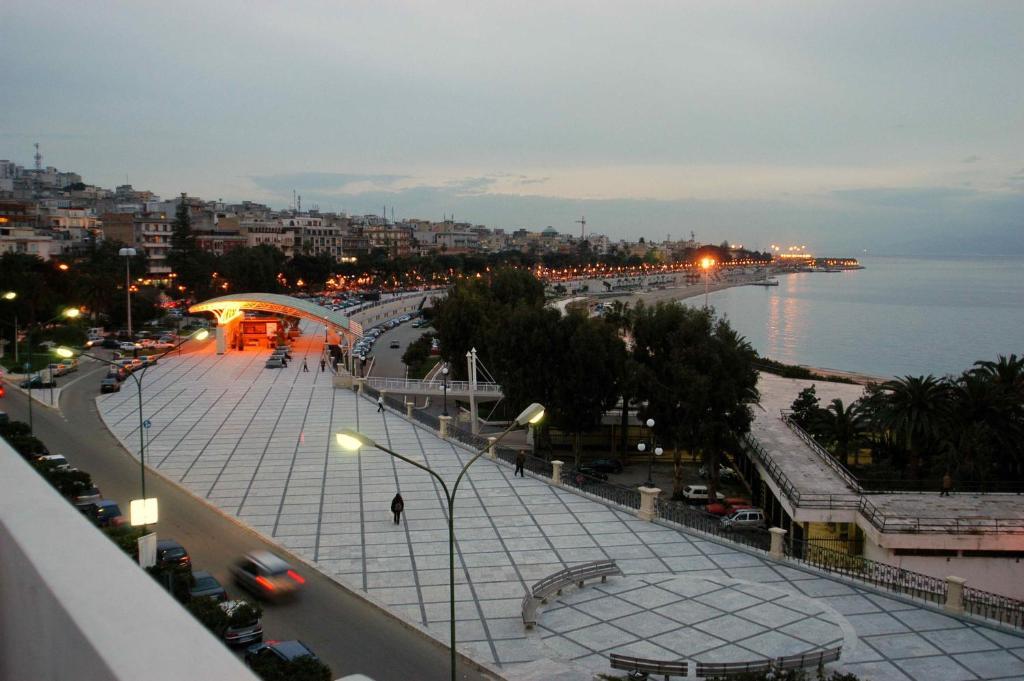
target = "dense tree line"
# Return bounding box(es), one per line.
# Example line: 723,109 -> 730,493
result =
791,355 -> 1024,483
429,269 -> 760,498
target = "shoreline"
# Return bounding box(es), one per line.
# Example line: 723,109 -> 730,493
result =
597,273 -> 891,385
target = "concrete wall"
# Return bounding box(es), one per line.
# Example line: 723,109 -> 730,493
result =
863,535 -> 1024,600
350,291 -> 444,328
0,440 -> 257,681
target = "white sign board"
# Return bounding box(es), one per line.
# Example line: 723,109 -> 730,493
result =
137,532 -> 157,568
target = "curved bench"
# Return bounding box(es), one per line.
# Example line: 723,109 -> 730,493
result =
609,653 -> 687,680
694,646 -> 842,678
521,559 -> 622,628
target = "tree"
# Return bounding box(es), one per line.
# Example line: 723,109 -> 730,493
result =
602,300 -> 638,463
186,596 -> 229,637
876,375 -> 952,477
548,313 -> 626,465
167,194 -> 215,299
814,398 -> 867,466
220,245 -> 287,293
249,652 -> 331,681
631,303 -> 758,498
790,386 -> 822,430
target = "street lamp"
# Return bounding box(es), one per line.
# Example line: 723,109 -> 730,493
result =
24,307 -> 80,436
1,291 -> 16,365
641,417 -> 658,487
335,401 -> 545,681
55,328 -> 210,528
119,247 -> 137,339
441,362 -> 450,417
700,257 -> 716,308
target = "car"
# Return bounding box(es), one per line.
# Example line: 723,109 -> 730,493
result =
20,374 -> 56,389
71,486 -> 102,506
81,500 -> 125,527
119,341 -> 139,352
588,458 -> 624,474
100,337 -> 121,349
127,358 -> 143,371
35,454 -> 72,471
680,484 -> 726,503
47,363 -> 68,377
231,551 -> 305,599
220,600 -> 263,646
245,640 -> 320,673
389,340 -> 400,349
138,355 -> 158,367
114,359 -> 135,373
265,357 -> 284,369
698,463 -> 738,482
156,539 -> 192,571
567,466 -> 608,483
398,314 -> 411,322
106,367 -> 128,381
101,376 -> 123,393
189,570 -> 228,602
153,340 -> 175,349
720,508 -> 767,531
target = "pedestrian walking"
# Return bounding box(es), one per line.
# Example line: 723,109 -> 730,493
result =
377,396 -> 385,413
320,358 -> 326,372
941,471 -> 953,497
514,451 -> 526,477
302,358 -> 309,372
391,493 -> 404,524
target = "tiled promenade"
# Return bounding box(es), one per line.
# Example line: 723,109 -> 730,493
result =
97,329 -> 1024,680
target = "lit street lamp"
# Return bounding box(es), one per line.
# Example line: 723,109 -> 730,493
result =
640,417 -> 660,488
24,307 -> 80,436
56,328 -> 210,529
119,247 -> 137,338
441,362 -> 450,417
335,401 -> 545,681
700,257 -> 716,308
1,291 -> 16,364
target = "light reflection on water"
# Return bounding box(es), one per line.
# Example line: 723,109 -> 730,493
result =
683,256 -> 1024,378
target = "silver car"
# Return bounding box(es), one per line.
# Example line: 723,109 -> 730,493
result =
720,508 -> 766,531
231,551 -> 305,600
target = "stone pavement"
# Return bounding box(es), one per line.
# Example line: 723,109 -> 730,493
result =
96,326 -> 1024,680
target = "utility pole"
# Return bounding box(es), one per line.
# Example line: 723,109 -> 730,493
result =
576,216 -> 586,240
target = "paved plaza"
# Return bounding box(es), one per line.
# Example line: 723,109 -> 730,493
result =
96,327 -> 1024,680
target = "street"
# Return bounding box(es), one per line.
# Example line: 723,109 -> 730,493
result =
0,360 -> 492,681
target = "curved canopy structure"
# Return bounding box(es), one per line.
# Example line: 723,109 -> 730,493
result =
189,292 -> 363,339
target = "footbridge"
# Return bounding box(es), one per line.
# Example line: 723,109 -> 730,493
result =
363,376 -> 503,401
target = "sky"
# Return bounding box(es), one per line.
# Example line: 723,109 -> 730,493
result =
2,1 -> 1023,254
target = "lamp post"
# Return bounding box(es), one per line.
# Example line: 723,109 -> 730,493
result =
441,362 -> 450,417
641,417 -> 657,487
23,307 -> 81,436
119,247 -> 137,339
1,291 -> 16,364
56,328 -> 210,528
700,257 -> 716,308
335,402 -> 545,681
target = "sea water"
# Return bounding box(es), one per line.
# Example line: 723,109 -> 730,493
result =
687,256 -> 1024,378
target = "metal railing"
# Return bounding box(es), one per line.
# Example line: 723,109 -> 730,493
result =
779,410 -> 861,492
366,376 -> 503,395
786,538 -> 947,607
742,433 -> 804,505
560,468 -> 642,510
963,586 -> 1024,629
655,497 -> 771,551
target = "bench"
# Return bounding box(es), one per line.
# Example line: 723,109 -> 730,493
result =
522,560 -> 622,628
694,647 -> 842,678
609,653 -> 688,680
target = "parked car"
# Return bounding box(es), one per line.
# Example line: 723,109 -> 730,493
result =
265,357 -> 284,369
81,500 -> 125,527
231,551 -> 305,600
35,454 -> 72,471
220,600 -> 263,646
99,337 -> 122,349
20,374 -> 56,389
720,508 -> 767,531
156,539 -> 192,571
138,355 -> 158,368
588,458 -> 624,474
189,570 -> 228,601
680,484 -> 726,503
119,341 -> 140,352
705,498 -> 754,516
389,340 -> 401,349
71,486 -> 102,506
244,640 -> 320,670
699,463 -> 738,482
100,377 -> 121,393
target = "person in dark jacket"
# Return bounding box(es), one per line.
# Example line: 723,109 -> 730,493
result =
514,451 -> 526,477
391,493 -> 404,524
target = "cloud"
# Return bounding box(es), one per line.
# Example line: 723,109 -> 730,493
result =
831,186 -> 977,208
248,172 -> 409,194
961,155 -> 982,164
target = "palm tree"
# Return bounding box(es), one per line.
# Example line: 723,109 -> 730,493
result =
877,375 -> 952,477
814,398 -> 867,466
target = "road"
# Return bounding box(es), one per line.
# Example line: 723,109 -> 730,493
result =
362,320 -> 434,378
0,360 -> 492,681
